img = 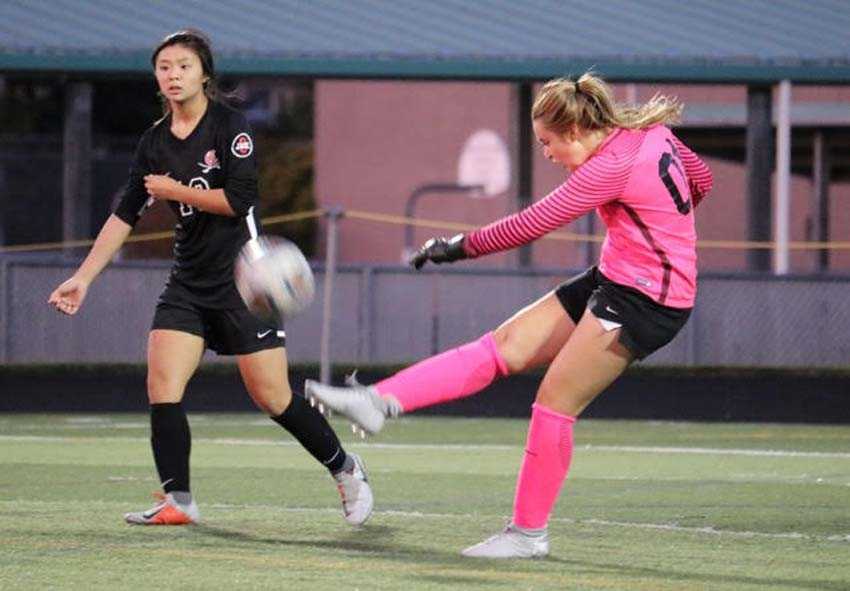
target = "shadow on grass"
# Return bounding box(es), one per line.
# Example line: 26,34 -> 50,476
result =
551,556 -> 847,591
190,522 -> 403,554
189,522 -> 571,569
192,524 -> 846,589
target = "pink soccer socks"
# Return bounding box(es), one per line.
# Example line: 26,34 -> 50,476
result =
512,403 -> 576,529
375,332 -> 509,412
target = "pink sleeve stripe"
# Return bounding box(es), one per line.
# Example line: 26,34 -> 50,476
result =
672,135 -> 713,205
468,139 -> 639,256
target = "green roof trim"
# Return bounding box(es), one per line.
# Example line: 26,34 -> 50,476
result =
3,52 -> 850,84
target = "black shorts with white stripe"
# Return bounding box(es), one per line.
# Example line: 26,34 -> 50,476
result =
152,286 -> 285,355
555,266 -> 691,360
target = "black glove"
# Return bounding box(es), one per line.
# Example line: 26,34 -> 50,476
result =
409,233 -> 468,270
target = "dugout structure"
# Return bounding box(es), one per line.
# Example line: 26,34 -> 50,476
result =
1,1 -> 849,272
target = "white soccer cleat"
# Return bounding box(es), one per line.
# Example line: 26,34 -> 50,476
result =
124,492 -> 200,526
304,378 -> 388,435
461,524 -> 549,559
333,453 -> 374,526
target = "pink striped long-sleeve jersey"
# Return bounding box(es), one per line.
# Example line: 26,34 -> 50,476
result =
465,125 -> 713,308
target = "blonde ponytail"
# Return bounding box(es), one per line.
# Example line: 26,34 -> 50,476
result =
532,71 -> 682,134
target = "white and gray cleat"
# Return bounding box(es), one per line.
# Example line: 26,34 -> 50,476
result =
333,453 -> 373,526
461,524 -> 549,559
304,375 -> 394,436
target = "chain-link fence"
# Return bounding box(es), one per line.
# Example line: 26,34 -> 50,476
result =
3,254 -> 849,369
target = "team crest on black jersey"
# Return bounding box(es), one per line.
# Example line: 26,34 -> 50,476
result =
231,133 -> 253,158
197,149 -> 220,173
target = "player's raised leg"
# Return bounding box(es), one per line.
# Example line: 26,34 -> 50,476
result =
462,309 -> 632,558
305,291 -> 575,434
125,328 -> 204,525
238,346 -> 373,525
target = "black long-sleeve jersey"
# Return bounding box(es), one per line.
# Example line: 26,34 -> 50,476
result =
114,101 -> 261,308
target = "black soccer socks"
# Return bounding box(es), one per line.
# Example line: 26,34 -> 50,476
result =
272,392 -> 348,474
150,403 -> 192,493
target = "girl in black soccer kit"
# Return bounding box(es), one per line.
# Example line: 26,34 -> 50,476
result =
48,29 -> 373,526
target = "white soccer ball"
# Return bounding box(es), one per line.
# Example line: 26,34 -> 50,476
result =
235,236 -> 315,321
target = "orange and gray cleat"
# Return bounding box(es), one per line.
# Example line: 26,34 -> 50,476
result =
124,492 -> 200,526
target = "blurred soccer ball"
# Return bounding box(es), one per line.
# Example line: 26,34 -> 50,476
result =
235,236 -> 315,321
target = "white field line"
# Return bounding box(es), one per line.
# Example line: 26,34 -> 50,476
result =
2,434 -> 850,459
97,473 -> 836,485
1,499 -> 847,543
7,435 -> 849,486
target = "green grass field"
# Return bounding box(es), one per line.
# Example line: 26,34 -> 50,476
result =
1,414 -> 849,590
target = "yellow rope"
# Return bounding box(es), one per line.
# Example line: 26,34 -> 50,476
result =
344,209 -> 605,243
2,206 -> 849,253
262,209 -> 327,225
344,209 -> 850,250
0,209 -> 328,253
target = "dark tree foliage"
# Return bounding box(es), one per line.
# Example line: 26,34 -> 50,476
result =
257,139 -> 317,258
0,76 -> 316,257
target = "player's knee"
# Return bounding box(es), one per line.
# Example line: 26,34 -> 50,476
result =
491,327 -> 524,374
146,372 -> 186,404
248,382 -> 292,416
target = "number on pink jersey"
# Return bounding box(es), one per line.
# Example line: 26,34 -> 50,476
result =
658,139 -> 691,215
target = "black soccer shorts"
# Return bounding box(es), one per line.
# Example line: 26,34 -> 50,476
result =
555,266 -> 691,360
151,295 -> 285,356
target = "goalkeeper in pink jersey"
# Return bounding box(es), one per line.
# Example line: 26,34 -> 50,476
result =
306,72 -> 713,558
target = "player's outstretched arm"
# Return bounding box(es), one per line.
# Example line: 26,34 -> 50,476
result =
409,233 -> 471,270
48,214 -> 132,315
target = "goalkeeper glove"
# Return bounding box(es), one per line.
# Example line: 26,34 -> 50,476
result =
409,233 -> 469,270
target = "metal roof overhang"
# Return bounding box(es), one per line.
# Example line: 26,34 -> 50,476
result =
3,51 -> 850,84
